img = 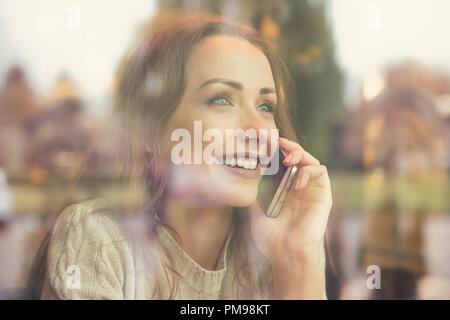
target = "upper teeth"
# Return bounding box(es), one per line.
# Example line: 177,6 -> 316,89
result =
225,157 -> 257,169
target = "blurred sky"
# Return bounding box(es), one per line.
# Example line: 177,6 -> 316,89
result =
1,0 -> 450,107
328,0 -> 450,104
0,0 -> 156,101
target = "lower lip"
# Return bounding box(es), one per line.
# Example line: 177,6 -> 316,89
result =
218,163 -> 262,180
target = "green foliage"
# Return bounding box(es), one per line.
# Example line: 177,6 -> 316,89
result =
276,0 -> 345,163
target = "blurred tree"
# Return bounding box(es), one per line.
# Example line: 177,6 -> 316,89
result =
271,0 -> 344,163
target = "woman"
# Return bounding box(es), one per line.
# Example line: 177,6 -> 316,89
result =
32,15 -> 332,300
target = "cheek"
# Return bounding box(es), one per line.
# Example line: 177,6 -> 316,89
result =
167,108 -> 233,157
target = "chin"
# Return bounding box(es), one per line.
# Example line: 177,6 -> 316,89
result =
169,164 -> 260,207
221,185 -> 258,207
208,164 -> 260,207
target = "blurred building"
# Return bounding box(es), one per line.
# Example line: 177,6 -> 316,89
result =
0,66 -> 40,173
340,62 -> 449,172
340,61 -> 449,299
23,74 -> 95,182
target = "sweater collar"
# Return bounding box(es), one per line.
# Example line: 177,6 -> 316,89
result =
156,223 -> 235,291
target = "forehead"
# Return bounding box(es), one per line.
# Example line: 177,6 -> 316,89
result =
185,35 -> 275,90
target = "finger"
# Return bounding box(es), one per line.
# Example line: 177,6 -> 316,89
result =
286,165 -> 332,214
282,149 -> 302,165
278,137 -> 302,152
279,138 -> 320,166
294,164 -> 329,190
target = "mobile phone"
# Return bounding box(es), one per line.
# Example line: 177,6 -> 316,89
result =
257,148 -> 298,218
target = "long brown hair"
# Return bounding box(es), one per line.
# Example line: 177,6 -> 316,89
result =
27,14 -> 301,299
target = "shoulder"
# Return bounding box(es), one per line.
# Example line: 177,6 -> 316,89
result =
42,198 -> 132,299
57,198 -> 114,225
53,198 -> 126,242
50,198 -> 129,256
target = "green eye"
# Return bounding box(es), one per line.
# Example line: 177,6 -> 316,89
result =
214,97 -> 229,105
256,103 -> 275,113
207,93 -> 233,106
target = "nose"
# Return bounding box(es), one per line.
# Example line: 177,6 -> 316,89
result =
237,107 -> 277,156
241,107 -> 271,132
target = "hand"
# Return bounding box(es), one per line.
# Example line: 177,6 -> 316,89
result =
249,137 -> 332,268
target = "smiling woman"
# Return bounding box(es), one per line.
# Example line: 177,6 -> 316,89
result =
27,14 -> 331,300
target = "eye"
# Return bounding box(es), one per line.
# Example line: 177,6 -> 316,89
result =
207,93 -> 233,106
256,102 -> 276,114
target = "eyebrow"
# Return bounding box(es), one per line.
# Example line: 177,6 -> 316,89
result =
199,78 -> 276,95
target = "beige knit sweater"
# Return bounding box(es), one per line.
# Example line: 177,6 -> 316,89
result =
41,198 -> 327,300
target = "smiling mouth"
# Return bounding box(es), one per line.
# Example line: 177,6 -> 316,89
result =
215,154 -> 260,170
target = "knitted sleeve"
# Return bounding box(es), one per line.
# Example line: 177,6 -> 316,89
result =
40,201 -> 130,300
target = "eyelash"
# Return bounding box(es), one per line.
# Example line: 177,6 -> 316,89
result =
206,92 -> 276,113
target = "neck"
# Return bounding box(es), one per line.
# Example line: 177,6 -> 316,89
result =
160,194 -> 234,271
